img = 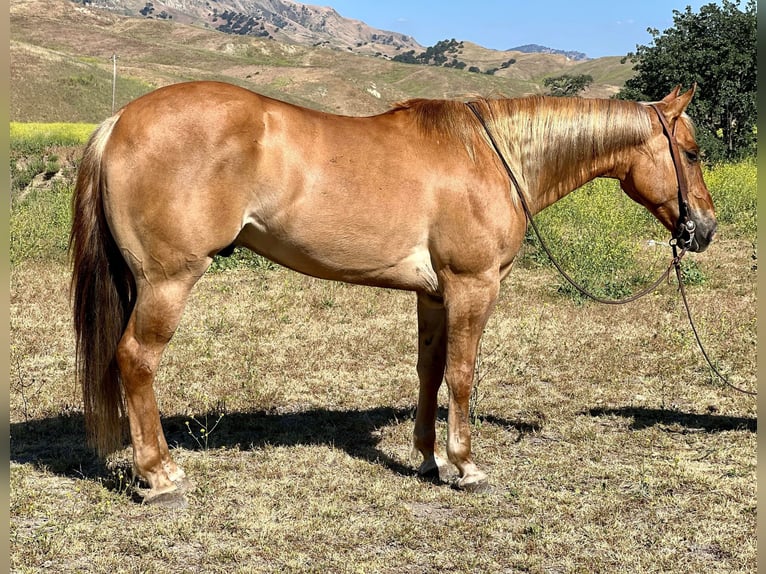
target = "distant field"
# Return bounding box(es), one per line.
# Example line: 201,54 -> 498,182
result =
10,122 -> 97,145
9,125 -> 756,573
10,121 -> 97,139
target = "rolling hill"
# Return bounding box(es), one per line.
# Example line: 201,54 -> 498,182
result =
10,0 -> 635,122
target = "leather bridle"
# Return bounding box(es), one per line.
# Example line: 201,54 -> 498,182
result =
648,103 -> 696,250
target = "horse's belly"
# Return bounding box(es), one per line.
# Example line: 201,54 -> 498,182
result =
235,221 -> 439,294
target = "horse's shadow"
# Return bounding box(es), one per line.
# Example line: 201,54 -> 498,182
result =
10,404 -> 755,487
8,406 -> 539,485
584,406 -> 756,433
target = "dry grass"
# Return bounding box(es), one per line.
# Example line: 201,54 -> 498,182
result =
10,228 -> 755,572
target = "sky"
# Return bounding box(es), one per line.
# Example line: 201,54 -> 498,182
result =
324,1 -> 726,59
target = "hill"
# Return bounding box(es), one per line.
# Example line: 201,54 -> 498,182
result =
69,0 -> 425,59
10,0 -> 635,122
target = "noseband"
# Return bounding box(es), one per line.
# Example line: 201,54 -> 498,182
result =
648,104 -> 696,250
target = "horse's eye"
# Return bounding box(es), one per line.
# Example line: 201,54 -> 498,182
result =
685,150 -> 700,163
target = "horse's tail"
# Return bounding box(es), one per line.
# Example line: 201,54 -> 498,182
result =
69,112 -> 134,457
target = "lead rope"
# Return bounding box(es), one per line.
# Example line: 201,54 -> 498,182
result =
671,245 -> 757,396
466,101 -> 756,396
465,100 -> 680,304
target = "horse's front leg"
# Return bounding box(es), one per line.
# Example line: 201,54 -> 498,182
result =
413,293 -> 450,480
442,272 -> 499,492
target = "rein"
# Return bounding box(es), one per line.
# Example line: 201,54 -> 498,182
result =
466,101 -> 756,396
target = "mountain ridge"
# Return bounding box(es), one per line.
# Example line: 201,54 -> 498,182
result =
509,44 -> 588,61
71,0 -> 426,58
73,0 -> 594,61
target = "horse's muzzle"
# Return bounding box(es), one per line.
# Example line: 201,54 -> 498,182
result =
682,215 -> 716,253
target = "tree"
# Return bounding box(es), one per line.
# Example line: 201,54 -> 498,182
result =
616,0 -> 756,161
543,74 -> 593,97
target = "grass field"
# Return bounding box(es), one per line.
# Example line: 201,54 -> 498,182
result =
9,131 -> 756,573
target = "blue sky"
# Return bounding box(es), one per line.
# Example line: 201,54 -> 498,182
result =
325,1 -> 725,58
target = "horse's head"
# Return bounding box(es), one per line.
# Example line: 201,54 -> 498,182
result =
620,85 -> 716,252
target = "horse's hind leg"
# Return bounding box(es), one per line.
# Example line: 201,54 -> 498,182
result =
116,276 -> 199,505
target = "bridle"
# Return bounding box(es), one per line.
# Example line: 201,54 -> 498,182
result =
466,100 -> 756,396
648,104 -> 696,251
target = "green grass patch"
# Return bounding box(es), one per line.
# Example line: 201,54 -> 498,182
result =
10,181 -> 73,266
10,122 -> 96,152
10,123 -> 97,264
209,248 -> 277,273
522,178 -> 668,301
703,159 -> 756,240
10,122 -> 96,197
520,160 -> 755,301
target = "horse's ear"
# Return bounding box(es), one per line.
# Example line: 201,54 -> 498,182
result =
662,83 -> 696,119
660,85 -> 682,103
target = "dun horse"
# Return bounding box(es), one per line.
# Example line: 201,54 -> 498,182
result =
70,81 -> 716,505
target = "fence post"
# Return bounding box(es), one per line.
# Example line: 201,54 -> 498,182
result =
111,54 -> 118,114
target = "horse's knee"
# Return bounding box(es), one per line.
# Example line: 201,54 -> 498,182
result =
447,370 -> 474,405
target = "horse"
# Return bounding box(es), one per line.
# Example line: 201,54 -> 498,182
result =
69,81 -> 716,506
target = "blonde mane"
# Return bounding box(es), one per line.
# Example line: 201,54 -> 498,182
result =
394,96 -> 654,206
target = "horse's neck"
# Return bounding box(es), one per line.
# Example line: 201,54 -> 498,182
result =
501,100 -> 641,216
528,150 -> 621,215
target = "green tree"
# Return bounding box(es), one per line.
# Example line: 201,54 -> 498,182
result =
543,73 -> 594,97
617,0 -> 756,161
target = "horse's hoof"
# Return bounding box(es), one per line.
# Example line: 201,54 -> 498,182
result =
417,459 -> 441,482
417,455 -> 457,483
455,474 -> 492,494
143,490 -> 189,509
